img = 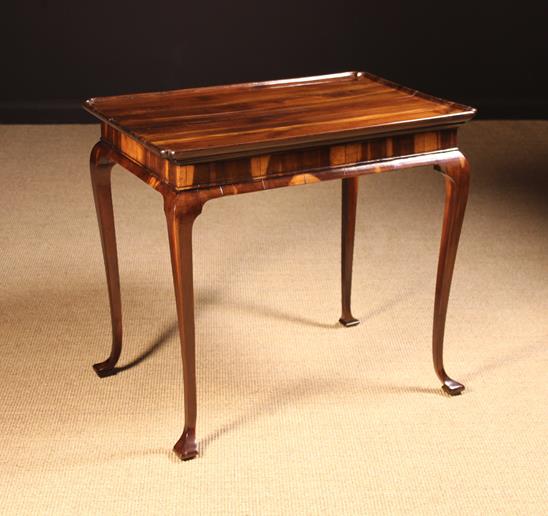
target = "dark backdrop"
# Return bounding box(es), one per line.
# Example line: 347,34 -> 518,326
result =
2,0 -> 547,122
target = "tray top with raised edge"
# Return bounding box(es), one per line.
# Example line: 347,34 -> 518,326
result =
83,71 -> 476,165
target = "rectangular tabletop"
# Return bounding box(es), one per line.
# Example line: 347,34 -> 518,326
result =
83,71 -> 475,165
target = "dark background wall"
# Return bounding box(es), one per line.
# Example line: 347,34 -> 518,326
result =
2,0 -> 547,122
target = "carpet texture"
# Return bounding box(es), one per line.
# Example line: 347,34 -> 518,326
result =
0,122 -> 546,515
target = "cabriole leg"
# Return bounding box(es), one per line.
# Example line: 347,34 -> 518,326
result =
164,192 -> 203,460
433,152 -> 470,395
90,142 -> 123,378
339,177 -> 360,327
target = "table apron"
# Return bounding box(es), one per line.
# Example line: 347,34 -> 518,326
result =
101,123 -> 458,192
97,138 -> 462,205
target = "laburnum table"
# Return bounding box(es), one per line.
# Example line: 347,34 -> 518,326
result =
83,71 -> 475,460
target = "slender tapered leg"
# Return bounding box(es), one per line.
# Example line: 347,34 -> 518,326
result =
339,177 -> 360,327
164,192 -> 203,460
90,142 -> 123,378
433,153 -> 470,395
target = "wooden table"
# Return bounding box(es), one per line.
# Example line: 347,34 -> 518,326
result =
83,71 -> 475,460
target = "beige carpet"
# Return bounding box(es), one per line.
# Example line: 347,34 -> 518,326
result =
0,122 -> 546,515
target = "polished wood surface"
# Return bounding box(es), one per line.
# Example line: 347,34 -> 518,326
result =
85,72 -> 474,460
84,71 -> 474,163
